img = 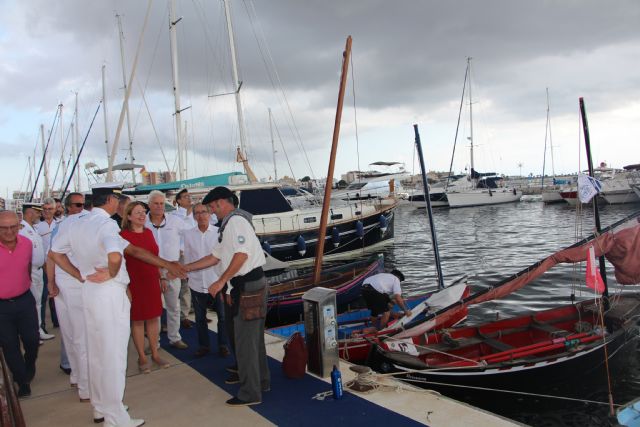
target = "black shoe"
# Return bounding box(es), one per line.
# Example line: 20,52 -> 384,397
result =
225,373 -> 240,384
26,368 -> 36,383
194,347 -> 210,358
59,365 -> 72,375
225,364 -> 238,374
17,383 -> 31,398
226,396 -> 261,406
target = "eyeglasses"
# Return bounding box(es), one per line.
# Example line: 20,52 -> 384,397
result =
0,225 -> 20,232
70,203 -> 84,208
43,207 -> 55,211
193,210 -> 210,216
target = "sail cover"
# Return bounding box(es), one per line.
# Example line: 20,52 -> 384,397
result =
464,211 -> 640,306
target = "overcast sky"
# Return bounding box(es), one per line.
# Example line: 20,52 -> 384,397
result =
1,0 -> 639,197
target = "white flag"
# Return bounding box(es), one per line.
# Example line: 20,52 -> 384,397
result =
577,173 -> 602,203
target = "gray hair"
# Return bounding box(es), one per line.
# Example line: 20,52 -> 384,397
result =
192,202 -> 210,213
42,197 -> 56,206
148,190 -> 166,204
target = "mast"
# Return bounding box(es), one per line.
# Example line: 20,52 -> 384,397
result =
169,0 -> 186,181
468,57 -> 475,188
312,36 -> 352,284
102,64 -> 111,167
269,108 -> 277,182
41,124 -> 49,199
73,92 -> 80,191
59,103 -> 65,194
414,124 -> 445,289
116,13 -> 136,185
223,0 -> 254,183
579,97 -> 608,298
548,89 -> 556,179
541,88 -> 555,190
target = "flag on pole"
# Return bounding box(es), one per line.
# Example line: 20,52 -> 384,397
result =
577,173 -> 602,203
586,244 -> 605,293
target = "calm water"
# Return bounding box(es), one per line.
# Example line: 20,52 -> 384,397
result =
378,200 -> 640,426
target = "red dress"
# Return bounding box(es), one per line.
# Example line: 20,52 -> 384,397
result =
120,228 -> 163,321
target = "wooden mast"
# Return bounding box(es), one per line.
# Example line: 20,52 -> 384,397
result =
312,36 -> 352,284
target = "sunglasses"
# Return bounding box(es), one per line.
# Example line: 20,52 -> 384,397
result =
70,203 -> 84,208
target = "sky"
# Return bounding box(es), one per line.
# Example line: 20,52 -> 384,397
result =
1,0 -> 639,198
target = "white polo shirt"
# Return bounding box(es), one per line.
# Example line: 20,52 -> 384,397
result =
363,273 -> 402,296
212,215 -> 265,278
35,218 -> 59,254
145,213 -> 188,262
51,208 -> 130,286
19,220 -> 45,268
183,224 -> 220,293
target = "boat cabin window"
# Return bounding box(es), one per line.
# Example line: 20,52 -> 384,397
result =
331,214 -> 343,220
303,217 -> 317,223
346,182 -> 367,190
239,188 -> 294,215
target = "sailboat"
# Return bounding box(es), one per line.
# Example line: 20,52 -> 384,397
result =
445,58 -> 522,208
540,88 -> 568,204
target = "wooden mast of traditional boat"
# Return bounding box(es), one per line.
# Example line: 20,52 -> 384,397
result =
312,36 -> 353,284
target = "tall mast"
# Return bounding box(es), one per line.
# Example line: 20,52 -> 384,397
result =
116,13 -> 136,185
102,64 -> 111,168
59,103 -> 65,193
41,124 -> 49,199
467,57 -> 475,187
223,0 -> 254,182
312,36 -> 352,284
547,88 -> 555,178
169,0 -> 185,181
269,108 -> 277,182
73,92 -> 80,191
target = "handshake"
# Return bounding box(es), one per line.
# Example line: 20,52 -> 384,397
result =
165,261 -> 189,280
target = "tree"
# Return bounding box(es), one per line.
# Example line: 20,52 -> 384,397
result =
301,176 -> 311,182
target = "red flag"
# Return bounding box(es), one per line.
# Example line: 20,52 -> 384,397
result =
586,244 -> 605,293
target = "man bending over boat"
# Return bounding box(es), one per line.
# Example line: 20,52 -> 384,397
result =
361,269 -> 412,330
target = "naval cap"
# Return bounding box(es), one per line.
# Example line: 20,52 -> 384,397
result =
91,183 -> 126,199
202,186 -> 234,205
22,203 -> 43,212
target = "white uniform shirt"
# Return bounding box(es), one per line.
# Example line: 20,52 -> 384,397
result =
35,218 -> 59,254
145,213 -> 188,262
363,273 -> 402,296
51,208 -> 130,286
19,220 -> 45,268
172,206 -> 196,229
183,224 -> 220,293
50,211 -> 91,282
212,215 -> 265,280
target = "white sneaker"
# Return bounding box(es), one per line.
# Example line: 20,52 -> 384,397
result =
93,405 -> 129,423
39,329 -> 55,340
104,419 -> 144,427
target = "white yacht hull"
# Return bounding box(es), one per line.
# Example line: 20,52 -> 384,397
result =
446,188 -> 522,208
601,190 -> 640,205
541,191 -> 564,204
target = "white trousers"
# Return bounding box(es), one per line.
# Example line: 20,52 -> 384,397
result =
29,268 -> 44,328
163,278 -> 182,343
55,277 -> 89,399
83,280 -> 131,426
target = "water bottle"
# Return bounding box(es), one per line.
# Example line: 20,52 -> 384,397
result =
331,365 -> 343,399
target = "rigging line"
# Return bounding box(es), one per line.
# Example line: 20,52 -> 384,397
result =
30,108 -> 60,202
446,62 -> 468,190
272,118 -> 296,181
541,89 -> 549,188
350,53 -> 361,183
243,0 -> 316,179
50,117 -> 74,191
135,78 -> 171,173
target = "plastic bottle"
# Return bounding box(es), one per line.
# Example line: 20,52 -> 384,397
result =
331,365 -> 343,399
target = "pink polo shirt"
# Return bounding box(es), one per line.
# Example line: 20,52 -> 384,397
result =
0,235 -> 32,299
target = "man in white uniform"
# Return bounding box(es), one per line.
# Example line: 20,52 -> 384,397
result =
361,269 -> 412,329
146,190 -> 189,349
19,203 -> 54,341
182,203 -> 229,357
186,186 -> 269,406
172,188 -> 196,329
35,197 -> 60,332
46,192 -> 90,400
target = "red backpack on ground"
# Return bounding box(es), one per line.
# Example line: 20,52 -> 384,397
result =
282,332 -> 308,379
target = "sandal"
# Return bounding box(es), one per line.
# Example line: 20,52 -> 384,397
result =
138,359 -> 151,374
152,356 -> 170,369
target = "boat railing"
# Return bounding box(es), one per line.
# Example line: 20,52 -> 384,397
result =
0,348 -> 26,427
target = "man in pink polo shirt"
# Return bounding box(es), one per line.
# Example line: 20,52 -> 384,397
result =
0,210 -> 39,398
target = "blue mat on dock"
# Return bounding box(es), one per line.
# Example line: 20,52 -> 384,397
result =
160,326 -> 426,426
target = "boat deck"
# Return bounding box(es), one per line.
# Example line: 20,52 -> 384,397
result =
20,314 -> 521,426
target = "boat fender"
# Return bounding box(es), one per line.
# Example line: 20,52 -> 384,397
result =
261,240 -> 272,255
356,220 -> 364,238
331,227 -> 341,247
296,235 -> 306,256
379,215 -> 388,234
513,188 -> 517,196
489,188 -> 493,197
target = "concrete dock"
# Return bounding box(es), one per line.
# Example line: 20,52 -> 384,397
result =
20,316 -> 521,426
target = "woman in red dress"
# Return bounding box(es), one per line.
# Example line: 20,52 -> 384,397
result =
120,201 -> 169,372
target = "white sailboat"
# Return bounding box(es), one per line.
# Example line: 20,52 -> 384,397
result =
540,88 -> 567,204
445,58 -> 522,209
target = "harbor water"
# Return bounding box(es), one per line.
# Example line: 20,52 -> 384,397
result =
378,200 -> 640,426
